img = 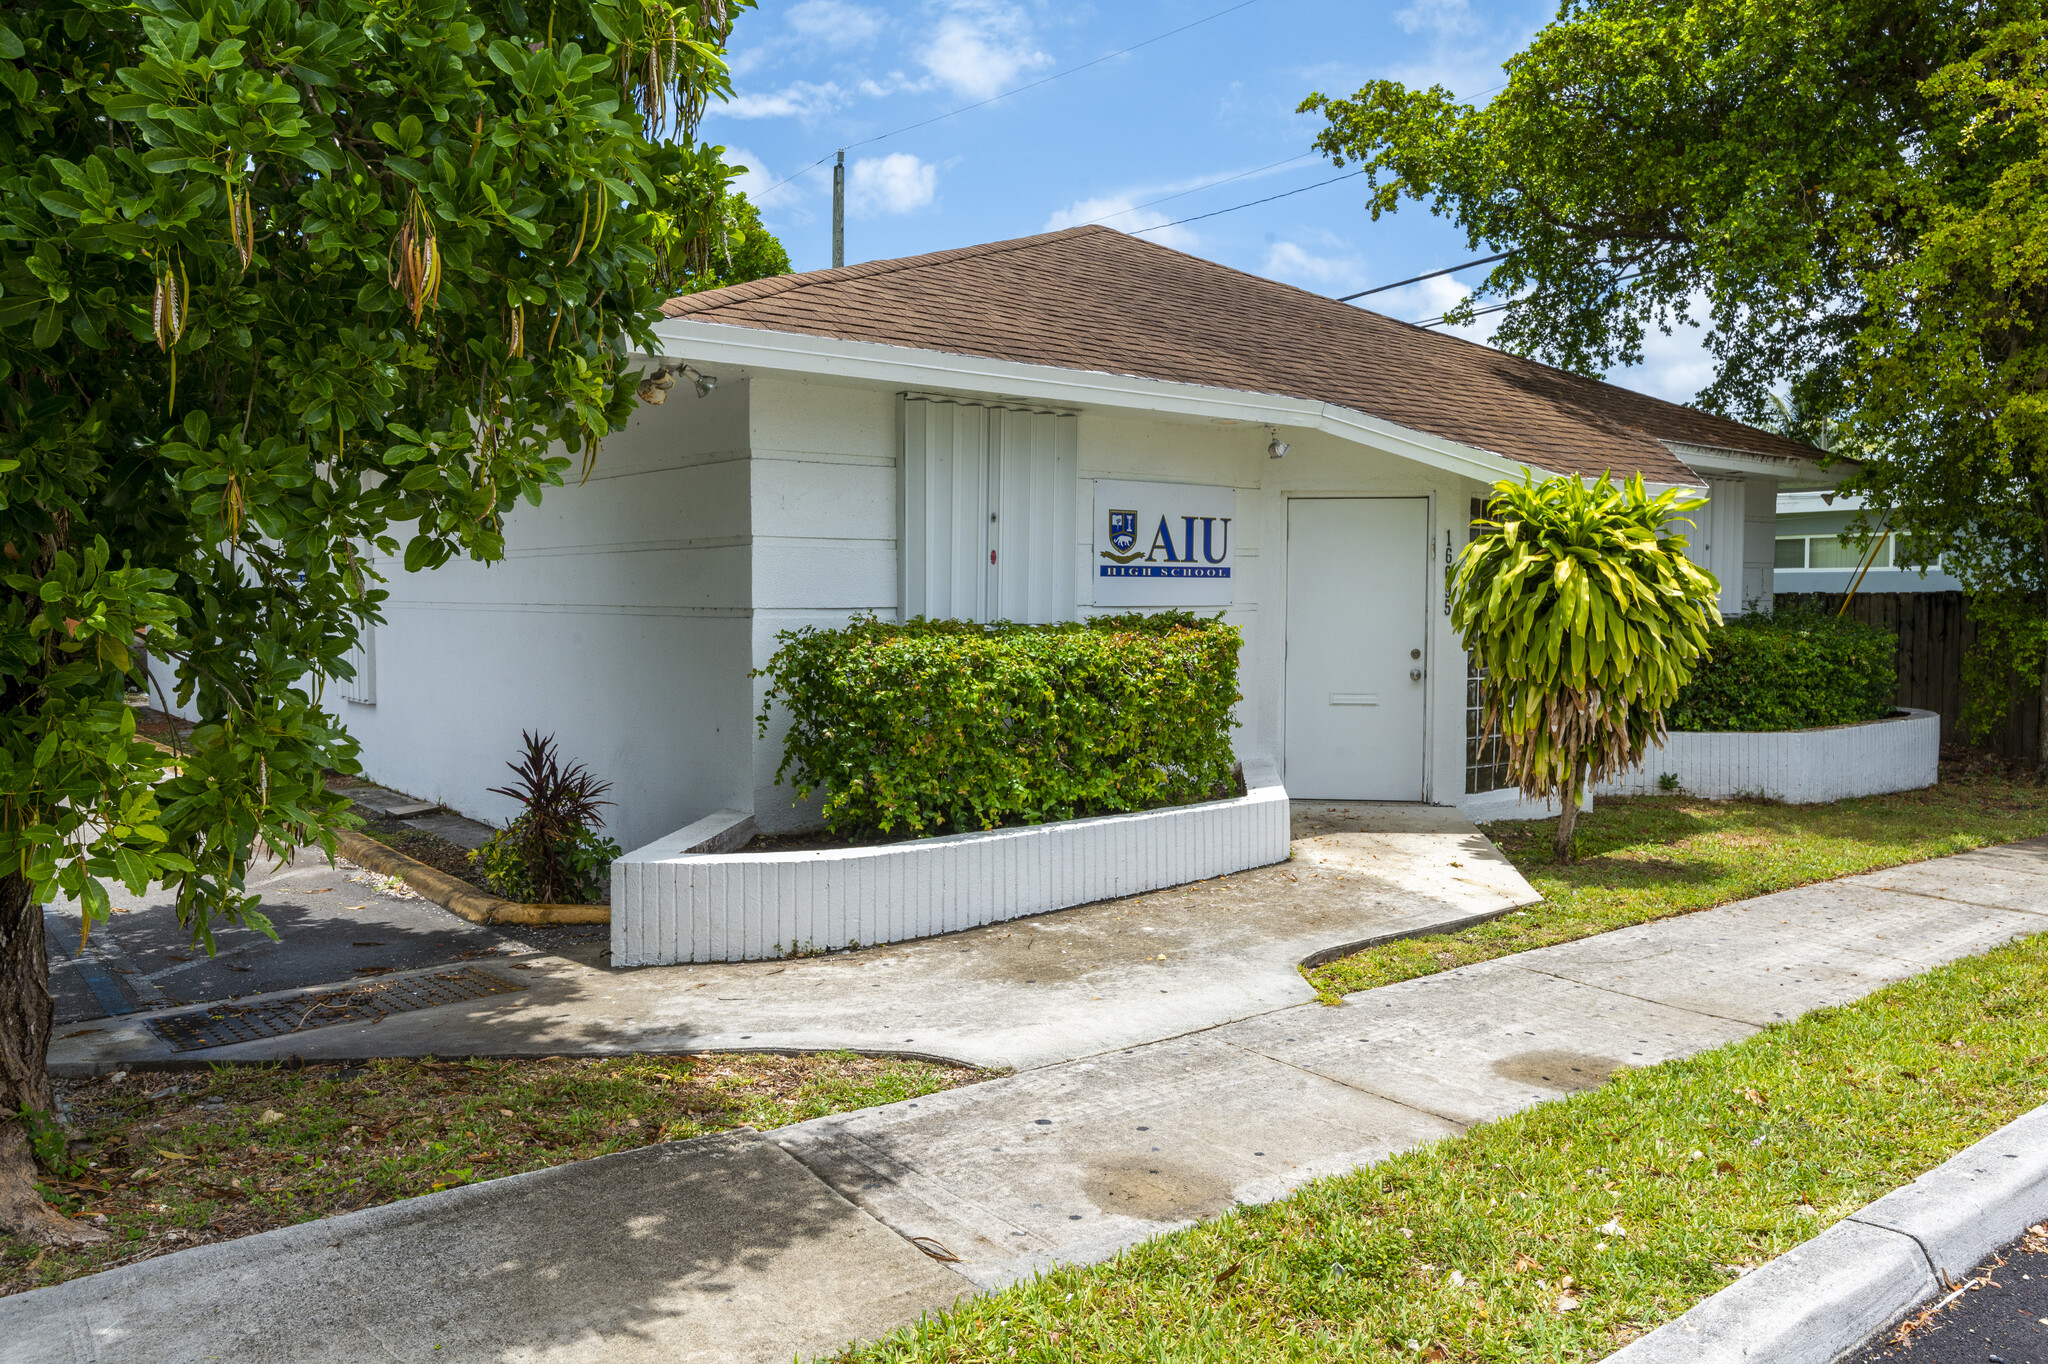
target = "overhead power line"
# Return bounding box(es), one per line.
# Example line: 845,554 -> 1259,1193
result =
1415,271 -> 1644,328
1128,169 -> 1366,234
1417,298 -> 1515,328
1339,252 -> 1508,301
752,0 -> 1266,201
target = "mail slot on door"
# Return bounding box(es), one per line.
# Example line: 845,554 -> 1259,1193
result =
1329,693 -> 1379,705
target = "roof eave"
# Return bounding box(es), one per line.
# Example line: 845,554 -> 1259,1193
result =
1663,439 -> 1843,487
650,318 -> 1574,489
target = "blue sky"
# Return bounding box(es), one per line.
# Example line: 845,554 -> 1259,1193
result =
704,0 -> 1717,406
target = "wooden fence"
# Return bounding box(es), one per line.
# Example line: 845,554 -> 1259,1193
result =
1775,592 -> 2041,761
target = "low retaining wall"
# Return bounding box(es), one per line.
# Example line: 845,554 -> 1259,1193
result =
612,772 -> 1292,965
1594,708 -> 1939,804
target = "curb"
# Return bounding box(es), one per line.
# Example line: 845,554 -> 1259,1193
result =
337,829 -> 609,927
1608,1100 -> 2048,1363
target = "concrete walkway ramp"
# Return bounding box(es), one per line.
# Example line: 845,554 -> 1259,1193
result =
53,803 -> 1538,1075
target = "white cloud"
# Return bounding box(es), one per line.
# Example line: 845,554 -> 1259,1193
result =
717,80 -> 847,120
1360,274 -> 1504,345
1606,302 -> 1717,404
727,0 -> 881,77
848,153 -> 937,216
1041,194 -> 1196,250
723,147 -> 807,209
1383,0 -> 1541,102
1261,241 -> 1369,293
786,0 -> 884,46
1394,0 -> 1483,39
920,2 -> 1051,100
1365,274 -> 1722,405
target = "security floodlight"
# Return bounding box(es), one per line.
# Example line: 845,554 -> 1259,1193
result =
637,361 -> 720,405
1268,437 -> 1290,459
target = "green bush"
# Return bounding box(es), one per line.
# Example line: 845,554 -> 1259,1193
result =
467,732 -> 622,904
757,612 -> 1243,837
1666,608 -> 1898,732
473,821 -> 621,905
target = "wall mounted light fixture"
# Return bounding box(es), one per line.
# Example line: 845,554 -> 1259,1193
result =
638,362 -> 719,405
1266,426 -> 1290,459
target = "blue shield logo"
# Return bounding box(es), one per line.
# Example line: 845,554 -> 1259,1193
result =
1108,510 -> 1138,555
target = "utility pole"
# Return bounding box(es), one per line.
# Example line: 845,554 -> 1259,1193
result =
832,150 -> 845,269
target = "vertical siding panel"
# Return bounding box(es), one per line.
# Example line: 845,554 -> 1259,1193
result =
797,857 -> 817,956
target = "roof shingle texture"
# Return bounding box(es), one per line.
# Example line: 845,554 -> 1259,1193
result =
662,225 -> 1819,483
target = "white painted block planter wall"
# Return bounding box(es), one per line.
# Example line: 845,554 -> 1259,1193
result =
1594,708 -> 1939,804
612,774 -> 1293,965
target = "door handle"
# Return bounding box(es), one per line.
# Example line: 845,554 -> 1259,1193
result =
1409,668 -> 1423,681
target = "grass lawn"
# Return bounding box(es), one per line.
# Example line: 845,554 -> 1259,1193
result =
2,1051 -> 989,1298
836,931 -> 2048,1363
1307,751 -> 2048,1002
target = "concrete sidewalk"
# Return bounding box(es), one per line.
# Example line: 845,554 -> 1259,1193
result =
9,836 -> 2046,1363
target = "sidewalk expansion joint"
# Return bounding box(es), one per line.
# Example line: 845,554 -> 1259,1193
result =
1514,966 -> 1763,1030
1853,882 -> 2048,919
1215,1037 -> 1473,1132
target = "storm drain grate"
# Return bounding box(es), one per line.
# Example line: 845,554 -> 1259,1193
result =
144,967 -> 527,1052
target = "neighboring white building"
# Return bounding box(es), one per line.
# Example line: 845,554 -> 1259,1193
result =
333,226 -> 1835,844
1773,490 -> 1961,594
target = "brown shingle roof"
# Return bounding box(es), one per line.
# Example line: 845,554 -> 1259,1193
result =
662,225 -> 1821,483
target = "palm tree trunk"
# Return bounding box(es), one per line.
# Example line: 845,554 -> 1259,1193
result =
1552,759 -> 1584,863
0,870 -> 107,1245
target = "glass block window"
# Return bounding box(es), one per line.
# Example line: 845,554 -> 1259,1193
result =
1465,664 -> 1511,795
1463,496 -> 1511,794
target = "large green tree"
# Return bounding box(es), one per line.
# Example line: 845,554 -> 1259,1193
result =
0,0 -> 764,1243
1303,0 -> 2048,773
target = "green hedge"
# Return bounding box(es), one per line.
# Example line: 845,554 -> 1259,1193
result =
756,612 -> 1243,837
1666,607 -> 1898,733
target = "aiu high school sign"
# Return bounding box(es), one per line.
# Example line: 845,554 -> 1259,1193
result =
1092,479 -> 1236,607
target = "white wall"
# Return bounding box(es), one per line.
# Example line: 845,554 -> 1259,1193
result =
338,380 -> 758,852
1686,475 -> 1776,617
732,381 -> 1487,829
745,374 -> 900,831
1741,476 -> 1777,613
1066,410 -> 1482,811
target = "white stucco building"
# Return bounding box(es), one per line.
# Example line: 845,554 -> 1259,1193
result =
334,226 -> 1835,846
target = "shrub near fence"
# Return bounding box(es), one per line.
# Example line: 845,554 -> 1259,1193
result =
1777,592 -> 2042,760
1667,607 -> 1898,733
757,612 -> 1242,837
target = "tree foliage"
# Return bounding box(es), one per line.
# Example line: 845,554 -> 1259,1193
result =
1451,474 -> 1721,860
1304,1 -> 2048,769
670,188 -> 788,294
0,0 -> 757,927
0,0 -> 762,1241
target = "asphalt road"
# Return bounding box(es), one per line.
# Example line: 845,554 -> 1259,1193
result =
42,845 -> 609,1028
1854,1229 -> 2048,1364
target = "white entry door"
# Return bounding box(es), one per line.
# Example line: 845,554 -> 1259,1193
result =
1285,498 -> 1429,799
